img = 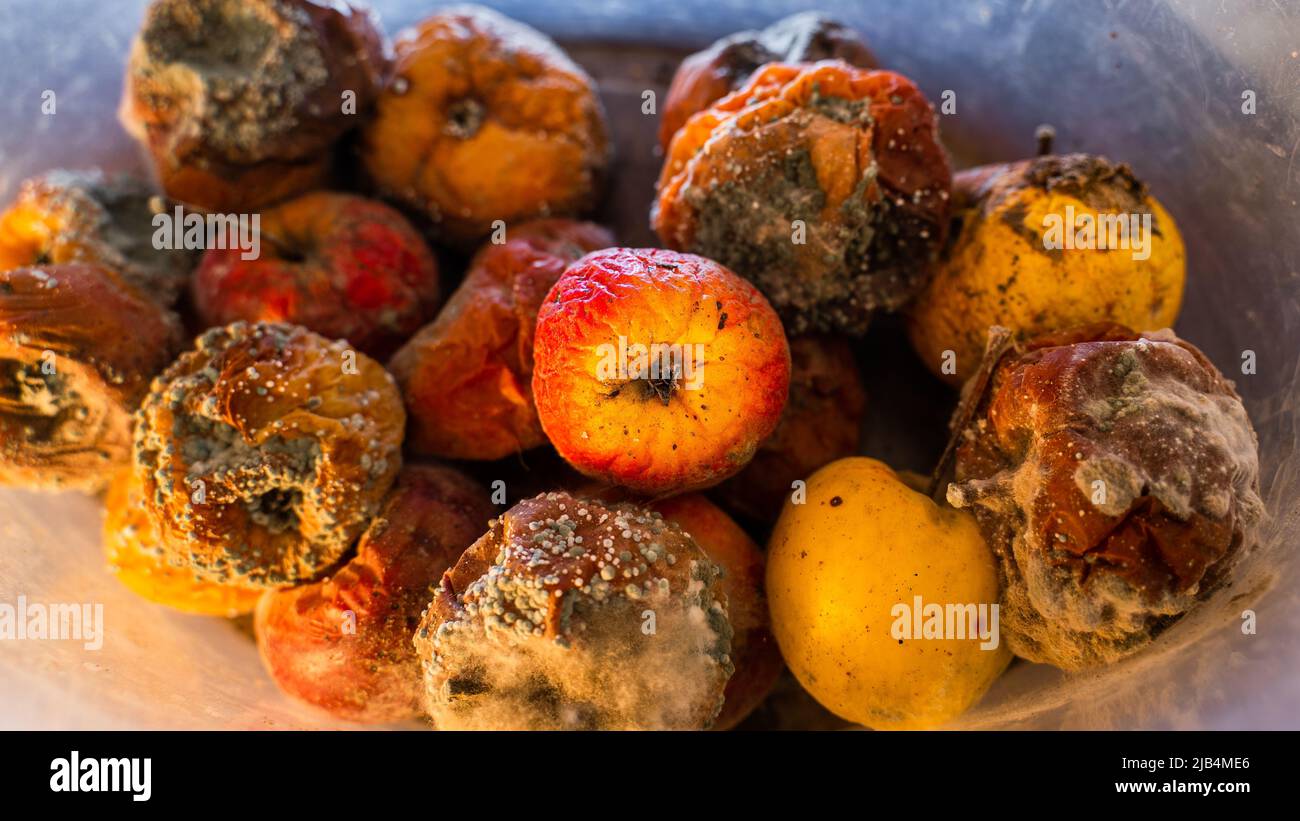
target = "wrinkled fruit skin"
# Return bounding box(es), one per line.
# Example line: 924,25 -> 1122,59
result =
361,5 -> 609,247
0,263 -> 183,491
0,169 -> 195,307
907,154 -> 1186,386
414,492 -> 733,730
714,334 -> 866,522
532,248 -> 791,496
654,60 -> 951,334
659,11 -> 878,150
767,457 -> 1010,729
133,321 -> 405,588
193,191 -> 440,360
947,323 -> 1263,670
105,468 -> 262,617
255,464 -> 495,722
388,219 -> 614,460
120,0 -> 388,211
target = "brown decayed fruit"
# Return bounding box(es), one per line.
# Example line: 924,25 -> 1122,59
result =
0,170 -> 195,306
360,5 -> 609,247
255,464 -> 495,722
713,334 -> 866,522
120,0 -> 388,211
413,491 -> 734,729
388,219 -> 614,460
0,263 -> 183,491
192,191 -> 441,360
659,11 -> 878,150
132,321 -> 405,588
104,468 -> 262,617
532,247 -> 791,496
947,323 -> 1263,670
654,60 -> 951,334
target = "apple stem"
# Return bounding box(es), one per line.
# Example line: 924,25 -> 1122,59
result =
1035,124 -> 1056,157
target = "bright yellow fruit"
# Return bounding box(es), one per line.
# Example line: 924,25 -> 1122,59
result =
766,457 -> 1010,729
907,153 -> 1185,386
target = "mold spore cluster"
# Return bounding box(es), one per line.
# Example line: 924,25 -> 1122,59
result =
415,491 -> 735,730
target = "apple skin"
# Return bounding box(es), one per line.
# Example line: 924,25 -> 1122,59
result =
766,457 -> 1010,730
658,13 -> 879,151
254,464 -> 494,723
714,334 -> 866,523
387,219 -> 614,460
192,191 -> 439,359
532,247 -> 791,496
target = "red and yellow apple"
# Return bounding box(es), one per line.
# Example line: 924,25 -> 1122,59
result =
532,247 -> 790,495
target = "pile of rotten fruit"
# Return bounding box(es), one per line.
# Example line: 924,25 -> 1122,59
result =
0,1 -> 1264,730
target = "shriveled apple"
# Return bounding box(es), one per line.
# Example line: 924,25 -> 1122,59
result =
532,247 -> 790,496
254,464 -> 494,723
